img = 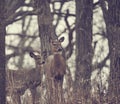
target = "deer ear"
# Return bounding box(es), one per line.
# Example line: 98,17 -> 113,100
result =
42,50 -> 47,57
29,52 -> 36,58
59,37 -> 64,42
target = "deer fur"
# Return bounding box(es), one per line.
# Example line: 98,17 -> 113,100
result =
6,51 -> 44,104
44,37 -> 66,85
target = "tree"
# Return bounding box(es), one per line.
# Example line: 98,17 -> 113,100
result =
74,0 -> 93,103
34,0 -> 65,104
0,0 -> 6,103
100,0 -> 120,103
34,0 -> 57,56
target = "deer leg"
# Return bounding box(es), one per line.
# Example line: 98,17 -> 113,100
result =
12,92 -> 21,104
16,94 -> 21,104
30,88 -> 37,104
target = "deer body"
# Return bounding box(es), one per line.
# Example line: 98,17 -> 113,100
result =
44,37 -> 66,84
6,68 -> 39,104
45,53 -> 66,82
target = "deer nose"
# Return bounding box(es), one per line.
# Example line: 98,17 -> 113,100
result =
58,48 -> 62,52
40,61 -> 45,65
42,61 -> 45,64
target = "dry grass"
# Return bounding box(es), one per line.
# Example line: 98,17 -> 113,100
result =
6,69 -> 119,104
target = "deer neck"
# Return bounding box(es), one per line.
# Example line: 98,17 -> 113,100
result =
53,53 -> 63,67
34,63 -> 41,72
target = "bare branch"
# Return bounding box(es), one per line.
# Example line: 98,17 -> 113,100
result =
6,46 -> 33,60
5,9 -> 42,25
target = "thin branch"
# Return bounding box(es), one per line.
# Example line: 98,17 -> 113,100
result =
95,52 -> 110,69
64,9 -> 75,59
7,33 -> 38,38
52,11 -> 76,17
99,0 -> 108,24
5,9 -> 42,25
6,46 -> 33,60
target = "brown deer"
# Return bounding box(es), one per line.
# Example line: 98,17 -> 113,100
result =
44,37 -> 66,86
43,37 -> 66,104
6,51 -> 44,104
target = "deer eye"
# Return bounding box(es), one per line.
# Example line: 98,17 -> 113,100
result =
36,57 -> 41,60
53,43 -> 57,46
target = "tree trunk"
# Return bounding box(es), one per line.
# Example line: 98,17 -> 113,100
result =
34,0 -> 56,56
74,0 -> 93,103
106,0 -> 120,103
107,25 -> 120,104
34,1 -> 63,104
0,0 -> 6,103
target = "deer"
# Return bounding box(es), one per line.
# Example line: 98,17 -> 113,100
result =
43,37 -> 66,103
44,36 -> 66,86
6,51 -> 44,104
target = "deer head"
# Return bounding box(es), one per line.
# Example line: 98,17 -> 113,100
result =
49,37 -> 64,54
29,51 -> 45,66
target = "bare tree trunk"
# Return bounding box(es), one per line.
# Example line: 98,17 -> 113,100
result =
34,0 -> 62,104
0,0 -> 6,103
34,0 -> 56,56
74,0 -> 93,103
107,26 -> 120,104
106,1 -> 120,103
99,0 -> 120,103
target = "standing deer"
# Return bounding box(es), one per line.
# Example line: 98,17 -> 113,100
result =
44,36 -> 66,86
6,51 -> 44,104
43,37 -> 66,104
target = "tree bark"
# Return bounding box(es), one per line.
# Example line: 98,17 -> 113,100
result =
34,1 -> 63,104
106,0 -> 120,103
74,0 -> 93,103
34,0 -> 56,56
0,0 -> 6,103
107,25 -> 120,104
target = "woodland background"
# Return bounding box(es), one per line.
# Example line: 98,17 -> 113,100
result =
0,0 -> 120,104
